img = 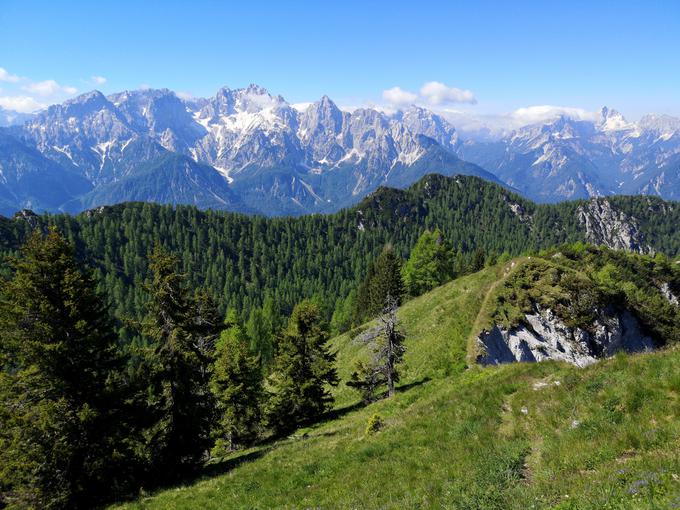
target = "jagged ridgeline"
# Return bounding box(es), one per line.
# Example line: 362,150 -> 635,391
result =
1,174 -> 680,331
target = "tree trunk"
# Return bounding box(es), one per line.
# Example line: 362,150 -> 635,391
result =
386,347 -> 395,397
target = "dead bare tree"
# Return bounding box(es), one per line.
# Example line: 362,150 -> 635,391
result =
348,294 -> 406,401
377,294 -> 406,397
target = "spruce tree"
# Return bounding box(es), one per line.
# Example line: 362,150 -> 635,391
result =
354,261 -> 377,324
136,246 -> 219,480
354,246 -> 405,323
471,247 -> 487,272
369,246 -> 405,317
0,228 -> 126,509
210,311 -> 263,455
266,300 -> 338,434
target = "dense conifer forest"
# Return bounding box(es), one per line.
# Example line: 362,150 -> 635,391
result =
0,174 -> 678,340
2,174 -> 680,508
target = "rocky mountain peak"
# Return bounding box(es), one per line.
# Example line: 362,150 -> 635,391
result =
71,89 -> 107,104
638,113 -> 680,137
244,83 -> 270,96
299,96 -> 344,134
233,85 -> 283,113
597,106 -> 633,132
400,106 -> 458,149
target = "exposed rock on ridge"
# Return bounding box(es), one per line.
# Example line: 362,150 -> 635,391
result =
477,303 -> 655,367
576,199 -> 652,254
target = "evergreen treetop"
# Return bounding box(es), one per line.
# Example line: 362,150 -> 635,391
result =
266,300 -> 338,433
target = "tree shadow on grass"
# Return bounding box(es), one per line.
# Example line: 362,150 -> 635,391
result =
395,376 -> 432,393
117,376 -> 433,506
259,375 -> 433,447
201,447 -> 272,479
321,375 -> 433,424
113,448 -> 274,507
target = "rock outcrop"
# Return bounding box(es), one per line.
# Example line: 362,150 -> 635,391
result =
660,282 -> 680,306
576,199 -> 652,254
477,303 -> 655,367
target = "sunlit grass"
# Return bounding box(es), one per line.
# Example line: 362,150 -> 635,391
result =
113,263 -> 680,509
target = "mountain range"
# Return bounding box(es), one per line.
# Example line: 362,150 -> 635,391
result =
460,107 -> 680,202
1,85 -> 680,216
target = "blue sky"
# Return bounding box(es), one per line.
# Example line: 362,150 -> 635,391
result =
1,0 -> 679,125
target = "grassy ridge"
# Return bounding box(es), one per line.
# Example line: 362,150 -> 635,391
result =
114,262 -> 680,509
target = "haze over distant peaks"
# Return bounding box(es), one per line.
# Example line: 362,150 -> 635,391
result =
0,85 -> 679,216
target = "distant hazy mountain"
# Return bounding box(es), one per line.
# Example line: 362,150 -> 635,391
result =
459,107 -> 680,202
0,131 -> 91,214
0,107 -> 32,127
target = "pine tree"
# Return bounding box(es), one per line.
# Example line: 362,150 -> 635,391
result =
402,229 -> 455,296
210,310 -> 263,455
136,246 -> 219,481
0,228 -> 126,509
266,300 -> 338,434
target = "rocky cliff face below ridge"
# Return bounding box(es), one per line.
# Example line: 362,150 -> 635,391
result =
477,303 -> 655,367
577,199 -> 652,254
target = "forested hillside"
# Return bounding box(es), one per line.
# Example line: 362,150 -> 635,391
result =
111,251 -> 680,509
0,174 -> 679,339
2,183 -> 680,508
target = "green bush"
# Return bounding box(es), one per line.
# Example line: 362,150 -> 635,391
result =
365,414 -> 384,435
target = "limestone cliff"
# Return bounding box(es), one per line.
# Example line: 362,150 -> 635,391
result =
576,199 -> 652,254
477,303 -> 655,367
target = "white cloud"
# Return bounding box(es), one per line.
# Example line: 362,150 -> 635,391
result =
0,67 -> 20,83
0,95 -> 46,113
436,105 -> 600,140
291,102 -> 312,112
419,81 -> 476,105
381,81 -> 477,110
176,91 -> 194,100
510,105 -> 597,124
382,86 -> 418,107
91,75 -> 107,85
0,70 -> 79,113
23,79 -> 78,97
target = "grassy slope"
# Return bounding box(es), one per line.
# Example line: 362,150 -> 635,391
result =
115,262 -> 680,510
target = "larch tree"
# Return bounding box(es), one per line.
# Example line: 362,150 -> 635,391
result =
377,296 -> 406,397
348,295 -> 406,401
402,229 -> 455,297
